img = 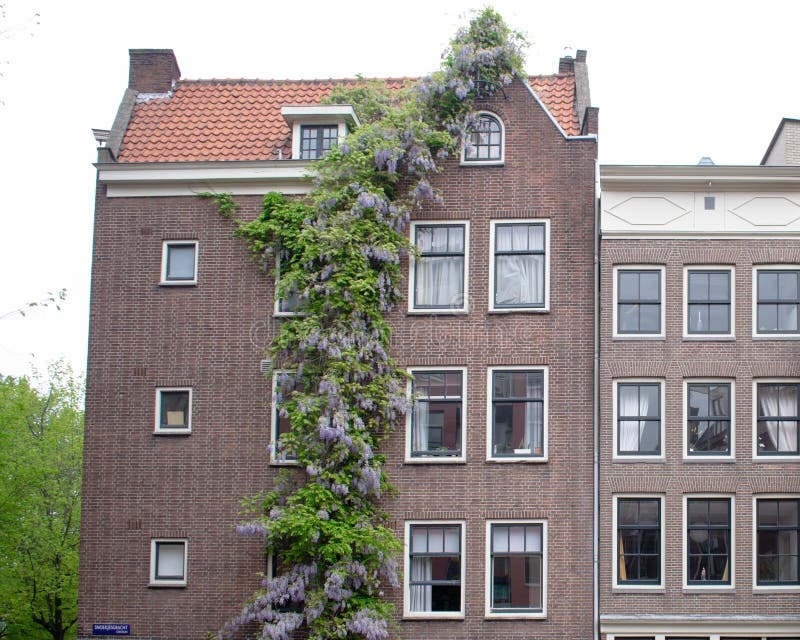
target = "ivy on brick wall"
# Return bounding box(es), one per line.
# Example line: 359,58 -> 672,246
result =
206,8 -> 526,640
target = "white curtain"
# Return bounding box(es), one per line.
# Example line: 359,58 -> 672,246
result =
409,557 -> 432,611
759,386 -> 798,452
619,386 -> 647,451
525,374 -> 543,450
495,226 -> 543,306
779,531 -> 798,581
417,257 -> 463,306
412,401 -> 429,453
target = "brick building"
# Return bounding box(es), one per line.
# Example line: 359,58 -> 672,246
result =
79,49 -> 598,639
598,162 -> 800,639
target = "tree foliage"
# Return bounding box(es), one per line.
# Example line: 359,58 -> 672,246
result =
0,364 -> 83,640
208,8 -> 526,639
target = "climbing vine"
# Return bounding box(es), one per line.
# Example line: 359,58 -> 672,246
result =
209,8 -> 526,640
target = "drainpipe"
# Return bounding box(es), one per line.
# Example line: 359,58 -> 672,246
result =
593,158 -> 601,640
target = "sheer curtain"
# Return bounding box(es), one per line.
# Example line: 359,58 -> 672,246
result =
495,226 -> 542,306
619,386 -> 647,451
525,374 -> 543,451
759,386 -> 798,451
412,401 -> 429,453
409,557 -> 432,611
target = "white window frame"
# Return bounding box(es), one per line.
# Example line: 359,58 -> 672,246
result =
408,221 -> 470,314
460,111 -> 505,166
403,520 -> 466,620
149,539 -> 187,587
484,519 -> 547,619
613,265 -> 666,339
270,371 -> 298,466
405,366 -> 467,464
612,494 -> 665,591
682,379 -> 735,461
752,265 -> 800,339
752,493 -> 800,592
154,387 -> 192,435
160,240 -> 198,285
683,266 -> 735,339
486,366 -> 548,463
682,494 -> 735,591
612,379 -> 665,462
752,378 -> 800,461
273,251 -> 303,317
488,219 -> 550,313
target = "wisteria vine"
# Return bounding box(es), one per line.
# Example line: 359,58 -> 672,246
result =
210,8 -> 526,640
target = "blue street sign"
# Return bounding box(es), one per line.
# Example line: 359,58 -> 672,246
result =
92,624 -> 130,636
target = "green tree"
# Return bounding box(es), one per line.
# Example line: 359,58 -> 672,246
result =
0,364 -> 82,640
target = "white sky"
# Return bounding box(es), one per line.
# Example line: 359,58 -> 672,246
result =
0,0 -> 798,378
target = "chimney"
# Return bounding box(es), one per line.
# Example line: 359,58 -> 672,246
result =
128,49 -> 180,93
558,55 -> 574,74
573,50 -> 592,134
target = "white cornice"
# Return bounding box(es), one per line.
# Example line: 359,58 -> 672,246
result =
601,164 -> 800,191
601,613 -> 800,635
96,160 -> 314,197
281,104 -> 360,128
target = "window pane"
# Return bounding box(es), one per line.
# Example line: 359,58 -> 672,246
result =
156,543 -> 184,579
619,500 -> 638,525
758,304 -> 778,332
778,304 -> 798,332
778,271 -> 798,300
708,273 -> 729,301
447,226 -> 464,252
639,272 -> 660,301
431,227 -> 449,252
688,500 -> 708,525
529,225 -> 544,250
166,245 -> 195,280
689,385 -> 709,416
708,304 -> 729,332
411,527 -> 427,553
641,385 -> 659,417
709,501 -> 729,525
444,527 -> 460,553
688,305 -> 709,333
639,500 -> 659,525
160,391 -> 188,427
759,500 -> 778,527
779,501 -> 799,527
428,527 -> 444,553
415,256 -> 464,307
639,305 -> 660,332
525,526 -> 541,552
416,227 -> 432,252
618,272 -> 639,300
496,254 -> 544,306
760,272 -> 778,299
493,526 -> 508,553
618,304 -> 639,332
688,272 -> 708,300
496,226 -> 512,251
508,526 -> 525,552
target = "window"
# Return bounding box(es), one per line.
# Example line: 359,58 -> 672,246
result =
615,267 -> 663,336
410,222 -> 468,312
463,112 -> 504,164
150,539 -> 187,586
274,249 -> 303,315
490,220 -> 549,311
755,268 -> 800,335
155,388 -> 192,434
488,368 -> 547,460
161,241 -> 198,285
616,497 -> 662,587
271,372 -> 300,464
685,268 -> 732,336
615,382 -> 662,458
408,369 -> 465,461
756,498 -> 799,586
686,382 -> 731,457
755,383 -> 799,457
685,497 -> 731,586
299,125 -> 338,159
404,522 -> 464,618
486,521 -> 546,617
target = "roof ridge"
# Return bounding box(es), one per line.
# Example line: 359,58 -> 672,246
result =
178,77 -> 418,85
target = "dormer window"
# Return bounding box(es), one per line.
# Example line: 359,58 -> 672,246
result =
300,125 -> 338,160
462,112 -> 504,165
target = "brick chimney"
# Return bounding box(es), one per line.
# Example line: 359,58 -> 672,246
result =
128,49 -> 180,93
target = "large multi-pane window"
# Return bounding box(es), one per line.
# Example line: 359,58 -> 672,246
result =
616,382 -> 661,456
412,223 -> 467,310
756,269 -> 800,334
491,221 -> 547,310
756,498 -> 799,586
616,268 -> 662,335
756,383 -> 800,456
488,522 -> 544,614
686,269 -> 731,335
299,125 -> 338,160
489,369 -> 545,458
616,498 -> 661,585
406,523 -> 463,616
686,498 -> 731,585
464,113 -> 503,162
409,370 -> 463,459
687,383 -> 731,456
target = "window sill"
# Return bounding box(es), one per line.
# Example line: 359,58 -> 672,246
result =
612,335 -> 665,341
273,312 -> 306,318
153,429 -> 191,436
486,456 -> 548,464
488,308 -> 549,314
148,581 -> 187,588
460,160 -> 504,167
611,586 -> 665,593
269,459 -> 299,467
484,612 -> 546,620
404,457 -> 466,465
682,586 -> 734,593
402,613 -> 465,620
753,334 -> 800,340
752,585 -> 800,593
612,457 -> 664,463
159,280 -> 197,287
753,455 -> 800,462
683,456 -> 735,462
407,309 -> 469,316
682,335 -> 735,341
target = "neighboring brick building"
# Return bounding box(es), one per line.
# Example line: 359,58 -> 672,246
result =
763,118 -> 800,166
599,164 -> 800,639
79,49 -> 598,639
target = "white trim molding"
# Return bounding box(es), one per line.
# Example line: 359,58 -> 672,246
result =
149,539 -> 187,587
751,494 -> 800,592
612,378 -> 665,462
460,110 -> 506,166
488,219 -> 550,313
682,378 -> 735,461
601,613 -> 800,638
752,378 -> 800,461
682,265 -> 735,340
154,387 -> 193,435
408,220 -> 470,315
160,240 -> 198,286
752,265 -> 800,340
681,493 -> 735,591
612,265 -> 666,340
612,494 -> 665,591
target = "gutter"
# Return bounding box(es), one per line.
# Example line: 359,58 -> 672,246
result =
593,157 -> 601,640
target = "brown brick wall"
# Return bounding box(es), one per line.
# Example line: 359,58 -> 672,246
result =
79,78 -> 597,639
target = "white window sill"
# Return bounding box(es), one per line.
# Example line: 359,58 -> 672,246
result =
484,611 -> 546,620
153,429 -> 191,436
270,459 -> 299,467
752,585 -> 800,593
682,585 -> 734,593
159,280 -> 197,286
488,307 -> 549,314
407,309 -> 469,316
682,335 -> 735,341
612,456 -> 664,463
612,335 -> 665,341
612,585 -> 665,593
753,455 -> 800,462
149,580 -> 187,588
402,613 -> 465,620
486,456 -> 548,464
460,160 -> 504,167
683,455 -> 735,462
404,457 -> 466,464
753,334 -> 800,340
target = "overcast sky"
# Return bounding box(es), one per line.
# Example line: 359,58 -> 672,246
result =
0,0 -> 798,379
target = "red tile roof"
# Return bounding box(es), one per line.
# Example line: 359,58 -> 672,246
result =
117,74 -> 578,163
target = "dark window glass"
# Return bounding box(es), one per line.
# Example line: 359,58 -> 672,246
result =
617,270 -> 661,334
159,390 -> 189,430
756,383 -> 800,455
465,114 -> 502,161
414,225 -> 465,309
687,270 -> 731,334
617,498 -> 661,584
687,383 -> 731,455
299,125 -> 338,160
756,498 -> 799,585
490,523 -> 543,612
277,249 -> 302,313
273,372 -> 302,462
617,383 -> 660,455
409,525 -> 462,612
686,498 -> 731,584
494,223 -> 545,308
411,371 -> 462,457
757,270 -> 800,334
165,243 -> 196,281
491,370 -> 544,457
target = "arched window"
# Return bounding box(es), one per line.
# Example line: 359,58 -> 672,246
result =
464,113 -> 504,163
